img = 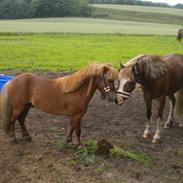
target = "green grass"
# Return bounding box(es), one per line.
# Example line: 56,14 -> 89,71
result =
57,140 -> 151,166
91,4 -> 183,16
92,6 -> 183,25
110,146 -> 151,165
57,140 -> 99,166
0,18 -> 181,35
0,33 -> 182,71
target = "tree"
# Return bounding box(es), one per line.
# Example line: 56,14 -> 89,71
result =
0,0 -> 92,19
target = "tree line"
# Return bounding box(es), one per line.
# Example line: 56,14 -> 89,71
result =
1,0 -> 182,19
0,0 -> 92,19
89,0 -> 183,9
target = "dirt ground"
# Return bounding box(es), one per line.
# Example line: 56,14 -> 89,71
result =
0,72 -> 183,183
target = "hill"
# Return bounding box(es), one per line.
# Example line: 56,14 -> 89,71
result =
91,4 -> 183,25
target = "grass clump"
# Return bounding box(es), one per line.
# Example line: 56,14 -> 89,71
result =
57,140 -> 100,166
74,140 -> 100,166
110,146 -> 151,165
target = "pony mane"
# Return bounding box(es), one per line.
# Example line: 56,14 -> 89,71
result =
126,54 -> 169,80
56,63 -> 117,93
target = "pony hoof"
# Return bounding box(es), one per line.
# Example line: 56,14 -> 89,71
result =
142,133 -> 151,139
23,136 -> 32,142
10,137 -> 18,144
164,122 -> 173,129
66,138 -> 72,143
75,143 -> 83,149
152,138 -> 162,144
179,123 -> 183,128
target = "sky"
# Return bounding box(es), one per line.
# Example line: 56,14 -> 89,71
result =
142,0 -> 183,5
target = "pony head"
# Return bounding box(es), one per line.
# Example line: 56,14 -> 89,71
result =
94,64 -> 118,102
116,54 -> 168,105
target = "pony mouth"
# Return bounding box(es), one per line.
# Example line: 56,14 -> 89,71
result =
118,101 -> 123,105
116,97 -> 124,105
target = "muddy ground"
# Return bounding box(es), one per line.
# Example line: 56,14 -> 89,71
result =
0,72 -> 183,183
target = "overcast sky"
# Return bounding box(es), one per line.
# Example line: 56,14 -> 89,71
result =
142,0 -> 183,5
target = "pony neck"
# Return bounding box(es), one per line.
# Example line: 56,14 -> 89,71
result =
81,77 -> 98,101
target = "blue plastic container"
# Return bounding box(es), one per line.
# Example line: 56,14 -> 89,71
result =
0,75 -> 14,91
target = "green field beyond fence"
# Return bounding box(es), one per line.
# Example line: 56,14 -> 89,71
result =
0,34 -> 182,71
0,18 -> 181,35
91,4 -> 183,25
92,4 -> 183,16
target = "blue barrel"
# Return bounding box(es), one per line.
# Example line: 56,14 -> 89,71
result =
0,75 -> 14,91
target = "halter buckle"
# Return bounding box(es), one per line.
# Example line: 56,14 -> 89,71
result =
104,86 -> 110,93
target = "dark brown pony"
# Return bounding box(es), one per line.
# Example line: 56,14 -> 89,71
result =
116,54 -> 183,143
0,63 -> 117,147
177,28 -> 183,42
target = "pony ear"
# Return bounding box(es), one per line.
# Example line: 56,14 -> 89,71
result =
120,62 -> 125,69
102,66 -> 109,76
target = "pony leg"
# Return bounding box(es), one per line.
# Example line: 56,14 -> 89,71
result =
9,120 -> 18,144
9,107 -> 27,144
18,104 -> 32,141
164,95 -> 175,128
73,115 -> 82,147
143,94 -> 152,139
152,96 -> 166,144
66,118 -> 74,143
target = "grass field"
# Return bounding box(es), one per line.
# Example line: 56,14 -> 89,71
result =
92,4 -> 183,16
91,4 -> 183,25
0,18 -> 181,35
0,33 -> 182,71
0,5 -> 182,72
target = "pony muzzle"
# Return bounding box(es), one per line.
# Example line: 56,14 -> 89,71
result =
116,90 -> 130,105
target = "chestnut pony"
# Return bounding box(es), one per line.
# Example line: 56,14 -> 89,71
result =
0,63 -> 117,146
177,28 -> 183,42
116,54 -> 183,143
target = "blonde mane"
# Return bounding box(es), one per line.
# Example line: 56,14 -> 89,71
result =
126,54 -> 169,80
56,63 -> 117,93
125,54 -> 147,66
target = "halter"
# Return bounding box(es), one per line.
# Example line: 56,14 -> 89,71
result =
101,75 -> 111,93
133,65 -> 140,83
116,80 -> 131,99
116,90 -> 130,99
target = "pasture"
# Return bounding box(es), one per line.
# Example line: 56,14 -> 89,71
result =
92,4 -> 183,16
0,18 -> 182,34
0,33 -> 183,71
91,4 -> 183,25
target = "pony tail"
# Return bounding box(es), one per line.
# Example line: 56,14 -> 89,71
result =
174,89 -> 183,118
0,83 -> 12,134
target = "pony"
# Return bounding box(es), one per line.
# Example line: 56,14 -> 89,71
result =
177,28 -> 183,42
116,54 -> 183,143
0,63 -> 118,147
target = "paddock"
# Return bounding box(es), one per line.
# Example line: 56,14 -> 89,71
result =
0,72 -> 182,183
